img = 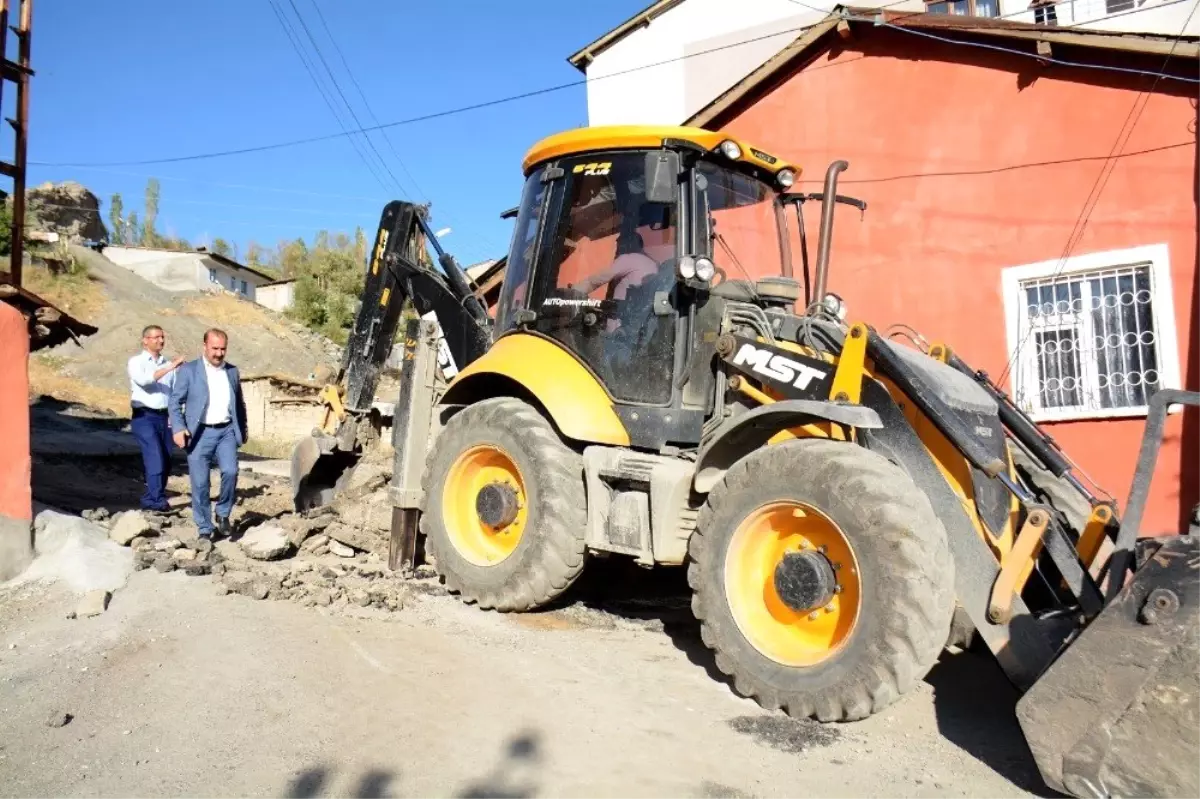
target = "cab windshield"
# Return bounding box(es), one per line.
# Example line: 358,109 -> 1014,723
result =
694,160 -> 789,286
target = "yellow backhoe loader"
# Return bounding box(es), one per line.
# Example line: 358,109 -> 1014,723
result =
291,124 -> 1199,799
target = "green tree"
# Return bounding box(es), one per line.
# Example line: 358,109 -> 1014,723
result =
142,178 -> 160,246
212,237 -> 232,257
127,211 -> 140,245
354,226 -> 366,266
108,193 -> 125,245
0,201 -> 12,257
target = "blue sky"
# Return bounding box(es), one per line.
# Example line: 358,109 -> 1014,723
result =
26,0 -> 649,267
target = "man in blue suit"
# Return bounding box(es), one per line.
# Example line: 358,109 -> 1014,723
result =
168,328 -> 248,540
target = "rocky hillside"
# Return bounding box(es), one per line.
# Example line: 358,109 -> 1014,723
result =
28,245 -> 342,416
27,181 -> 108,243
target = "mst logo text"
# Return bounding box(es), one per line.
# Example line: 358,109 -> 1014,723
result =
732,342 -> 829,391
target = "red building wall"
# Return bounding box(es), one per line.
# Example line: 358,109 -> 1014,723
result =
716,32 -> 1198,533
0,302 -> 32,580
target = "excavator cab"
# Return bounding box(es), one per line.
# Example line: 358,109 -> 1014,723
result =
489,129 -> 796,418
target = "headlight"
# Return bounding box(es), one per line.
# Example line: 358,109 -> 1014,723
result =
718,139 -> 741,160
821,292 -> 847,321
678,257 -> 697,280
777,168 -> 795,188
694,257 -> 715,281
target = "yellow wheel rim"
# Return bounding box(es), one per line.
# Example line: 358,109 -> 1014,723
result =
723,501 -> 862,667
443,445 -> 528,566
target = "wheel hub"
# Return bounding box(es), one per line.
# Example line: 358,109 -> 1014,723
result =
476,482 -> 519,529
773,550 -> 837,613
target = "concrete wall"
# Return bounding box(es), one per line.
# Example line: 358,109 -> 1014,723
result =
257,282 -> 295,312
0,303 -> 32,581
581,0 -> 1194,126
582,0 -> 905,126
711,29 -> 1197,532
102,247 -> 266,301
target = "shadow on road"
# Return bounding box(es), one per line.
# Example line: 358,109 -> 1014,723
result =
924,649 -> 1058,797
545,558 -> 1057,795
282,731 -> 542,799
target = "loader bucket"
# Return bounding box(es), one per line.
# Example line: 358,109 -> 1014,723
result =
290,433 -> 358,512
1015,533 -> 1199,799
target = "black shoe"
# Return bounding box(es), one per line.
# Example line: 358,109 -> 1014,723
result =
216,516 -> 232,539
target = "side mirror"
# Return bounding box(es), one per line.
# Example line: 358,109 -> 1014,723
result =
644,150 -> 680,204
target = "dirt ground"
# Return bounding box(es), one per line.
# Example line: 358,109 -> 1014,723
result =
7,399 -> 1053,799
0,557 -> 1047,799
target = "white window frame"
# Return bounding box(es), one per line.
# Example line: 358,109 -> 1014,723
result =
1000,242 -> 1182,423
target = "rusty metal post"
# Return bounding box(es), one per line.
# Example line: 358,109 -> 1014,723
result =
9,0 -> 32,287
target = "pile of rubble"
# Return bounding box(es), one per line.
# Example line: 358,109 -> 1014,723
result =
88,454 -> 437,615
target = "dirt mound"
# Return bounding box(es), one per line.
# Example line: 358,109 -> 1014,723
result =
33,246 -> 341,414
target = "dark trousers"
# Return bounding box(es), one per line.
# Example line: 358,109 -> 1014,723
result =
131,406 -> 172,511
186,422 -> 239,535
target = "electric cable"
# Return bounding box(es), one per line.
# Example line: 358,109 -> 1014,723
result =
36,9 -> 1196,169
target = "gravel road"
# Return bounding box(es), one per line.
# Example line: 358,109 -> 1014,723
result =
0,562 -> 1048,799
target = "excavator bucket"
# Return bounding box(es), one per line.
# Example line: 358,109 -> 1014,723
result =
1016,533 -> 1199,799
290,432 -> 358,512
1017,388 -> 1200,799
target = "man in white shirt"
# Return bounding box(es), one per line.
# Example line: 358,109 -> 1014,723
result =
168,328 -> 248,540
127,325 -> 184,512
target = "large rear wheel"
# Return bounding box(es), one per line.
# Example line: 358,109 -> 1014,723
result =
688,438 -> 955,721
421,397 -> 588,611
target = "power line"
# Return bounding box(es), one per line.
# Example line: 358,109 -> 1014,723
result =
306,0 -> 424,200
281,0 -> 411,198
302,0 -> 496,263
796,140 -> 1191,184
38,11 -> 1196,170
24,164 -> 391,203
995,0 -> 1199,388
266,0 -> 395,193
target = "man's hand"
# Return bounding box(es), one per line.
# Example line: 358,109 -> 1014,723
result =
173,430 -> 189,448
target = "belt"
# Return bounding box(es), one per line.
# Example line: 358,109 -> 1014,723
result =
132,404 -> 168,414
204,420 -> 232,428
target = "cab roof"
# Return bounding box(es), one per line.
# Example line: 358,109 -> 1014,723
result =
521,124 -> 797,179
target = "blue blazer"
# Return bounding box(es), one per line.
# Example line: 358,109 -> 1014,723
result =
168,358 -> 249,447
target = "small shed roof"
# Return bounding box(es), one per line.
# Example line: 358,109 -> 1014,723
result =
0,281 -> 99,351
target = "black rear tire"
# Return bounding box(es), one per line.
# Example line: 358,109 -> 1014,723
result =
421,397 -> 587,612
688,438 -> 955,722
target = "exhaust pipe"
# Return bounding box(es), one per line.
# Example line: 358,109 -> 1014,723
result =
812,160 -> 849,305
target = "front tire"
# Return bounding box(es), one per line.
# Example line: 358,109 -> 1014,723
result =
421,397 -> 587,612
688,438 -> 955,722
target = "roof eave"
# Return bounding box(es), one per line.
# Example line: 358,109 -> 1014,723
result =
567,0 -> 689,71
688,6 -> 1199,128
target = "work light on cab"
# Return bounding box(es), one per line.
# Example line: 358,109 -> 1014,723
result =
718,139 -> 741,160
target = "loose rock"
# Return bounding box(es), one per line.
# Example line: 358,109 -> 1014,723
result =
109,511 -> 151,546
76,589 -> 111,618
301,533 -> 329,553
183,560 -> 212,577
239,523 -> 294,561
153,538 -> 182,552
327,540 -> 355,558
152,555 -> 176,573
172,548 -> 197,563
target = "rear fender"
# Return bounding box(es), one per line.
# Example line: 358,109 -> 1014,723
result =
439,333 -> 630,447
693,399 -> 882,493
